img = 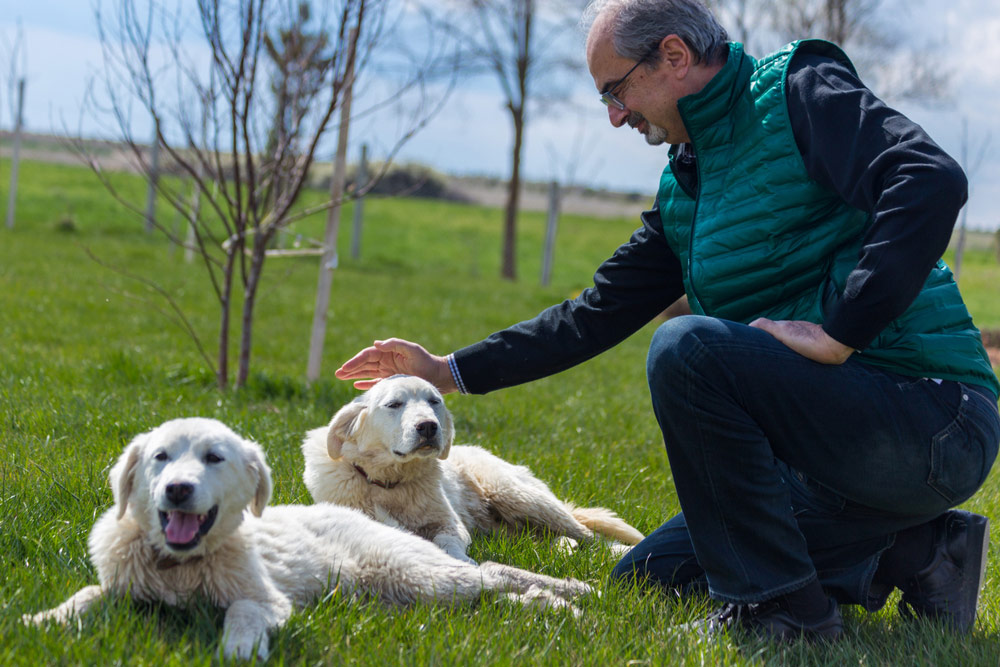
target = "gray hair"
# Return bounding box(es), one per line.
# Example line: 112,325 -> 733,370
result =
583,0 -> 729,65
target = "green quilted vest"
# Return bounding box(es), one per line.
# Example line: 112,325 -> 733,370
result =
657,40 -> 999,398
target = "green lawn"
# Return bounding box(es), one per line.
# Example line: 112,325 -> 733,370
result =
2,158 -> 999,665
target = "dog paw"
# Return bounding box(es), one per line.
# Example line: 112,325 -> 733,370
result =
223,631 -> 269,662
502,586 -> 583,618
22,609 -> 64,626
554,536 -> 579,554
607,542 -> 632,557
439,541 -> 477,564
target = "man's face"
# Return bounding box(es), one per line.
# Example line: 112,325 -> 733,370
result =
586,15 -> 689,146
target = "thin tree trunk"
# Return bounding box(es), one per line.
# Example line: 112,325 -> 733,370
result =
144,122 -> 161,233
236,239 -> 268,388
501,0 -> 531,281
217,254 -> 236,391
502,106 -> 524,280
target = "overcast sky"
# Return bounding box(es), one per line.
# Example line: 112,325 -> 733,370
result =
3,1 -> 999,230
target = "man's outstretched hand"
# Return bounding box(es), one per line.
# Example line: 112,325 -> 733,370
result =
749,319 -> 854,365
335,338 -> 457,392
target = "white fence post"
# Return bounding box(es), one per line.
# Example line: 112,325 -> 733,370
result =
307,26 -> 359,383
350,143 -> 367,260
540,180 -> 560,286
5,78 -> 25,230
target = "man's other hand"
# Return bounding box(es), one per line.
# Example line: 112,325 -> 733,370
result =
749,319 -> 854,365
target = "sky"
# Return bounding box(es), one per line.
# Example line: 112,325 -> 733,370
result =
3,1 -> 1000,231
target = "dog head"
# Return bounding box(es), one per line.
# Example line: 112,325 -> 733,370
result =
109,418 -> 272,558
326,375 -> 454,464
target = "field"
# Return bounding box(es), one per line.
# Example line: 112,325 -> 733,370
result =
2,157 -> 1000,665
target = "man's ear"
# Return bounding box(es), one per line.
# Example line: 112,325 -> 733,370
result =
244,442 -> 272,518
110,433 -> 146,520
659,34 -> 692,74
327,397 -> 368,459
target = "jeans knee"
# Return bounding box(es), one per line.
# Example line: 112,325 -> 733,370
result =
646,315 -> 722,390
610,548 -> 647,586
611,547 -> 706,592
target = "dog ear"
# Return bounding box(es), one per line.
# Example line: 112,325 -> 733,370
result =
244,442 -> 272,517
438,402 -> 455,460
327,397 -> 368,459
110,432 -> 146,520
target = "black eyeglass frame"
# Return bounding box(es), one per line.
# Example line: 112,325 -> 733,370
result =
599,46 -> 658,110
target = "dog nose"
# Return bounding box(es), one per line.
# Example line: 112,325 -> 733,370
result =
165,482 -> 194,505
415,421 -> 438,439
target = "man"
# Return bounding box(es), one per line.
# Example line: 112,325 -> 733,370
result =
336,0 -> 1000,641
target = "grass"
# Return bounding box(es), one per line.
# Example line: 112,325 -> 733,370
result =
2,157 -> 1000,665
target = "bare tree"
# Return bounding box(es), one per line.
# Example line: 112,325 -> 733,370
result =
708,0 -> 951,104
706,0 -> 767,50
436,0 -> 584,280
78,0 -> 449,390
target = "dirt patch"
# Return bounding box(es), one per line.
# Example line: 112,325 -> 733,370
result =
981,329 -> 1000,370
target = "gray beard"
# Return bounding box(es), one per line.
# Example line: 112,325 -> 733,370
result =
628,111 -> 669,145
644,123 -> 669,145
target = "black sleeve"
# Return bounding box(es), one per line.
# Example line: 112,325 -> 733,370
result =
452,206 -> 684,394
786,51 -> 968,350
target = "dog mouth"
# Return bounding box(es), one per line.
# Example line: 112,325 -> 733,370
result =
158,505 -> 218,550
393,440 -> 439,458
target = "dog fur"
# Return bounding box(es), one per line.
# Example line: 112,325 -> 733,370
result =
24,418 -> 591,661
301,375 -> 644,563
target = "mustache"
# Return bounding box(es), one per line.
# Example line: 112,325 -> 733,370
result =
627,112 -> 646,129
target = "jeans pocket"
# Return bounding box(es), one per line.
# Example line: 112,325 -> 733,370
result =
927,383 -> 1000,504
785,465 -> 846,517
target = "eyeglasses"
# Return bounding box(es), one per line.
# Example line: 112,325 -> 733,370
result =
599,48 -> 656,110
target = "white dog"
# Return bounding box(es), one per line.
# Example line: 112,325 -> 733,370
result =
302,375 -> 644,564
24,418 -> 591,661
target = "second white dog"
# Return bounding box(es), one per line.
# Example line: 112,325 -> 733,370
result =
302,375 -> 644,563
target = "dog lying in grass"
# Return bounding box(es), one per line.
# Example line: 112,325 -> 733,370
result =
24,418 -> 592,661
301,375 -> 644,563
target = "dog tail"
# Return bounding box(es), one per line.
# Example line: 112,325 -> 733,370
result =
568,504 -> 644,545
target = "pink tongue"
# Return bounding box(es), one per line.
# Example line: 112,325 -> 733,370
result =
165,511 -> 201,544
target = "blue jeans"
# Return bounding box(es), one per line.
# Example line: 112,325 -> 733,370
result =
613,316 -> 1000,609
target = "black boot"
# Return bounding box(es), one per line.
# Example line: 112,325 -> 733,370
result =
898,509 -> 990,633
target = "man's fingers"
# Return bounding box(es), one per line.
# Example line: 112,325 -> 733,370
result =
335,338 -> 440,386
372,338 -> 423,358
336,339 -> 420,381
334,347 -> 379,378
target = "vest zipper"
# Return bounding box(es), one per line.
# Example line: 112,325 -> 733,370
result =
679,142 -> 703,313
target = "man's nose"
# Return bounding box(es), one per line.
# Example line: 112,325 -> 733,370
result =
607,104 -> 629,127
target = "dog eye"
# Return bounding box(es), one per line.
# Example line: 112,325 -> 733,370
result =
428,398 -> 441,406
154,451 -> 169,462
205,452 -> 224,464
385,401 -> 403,409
